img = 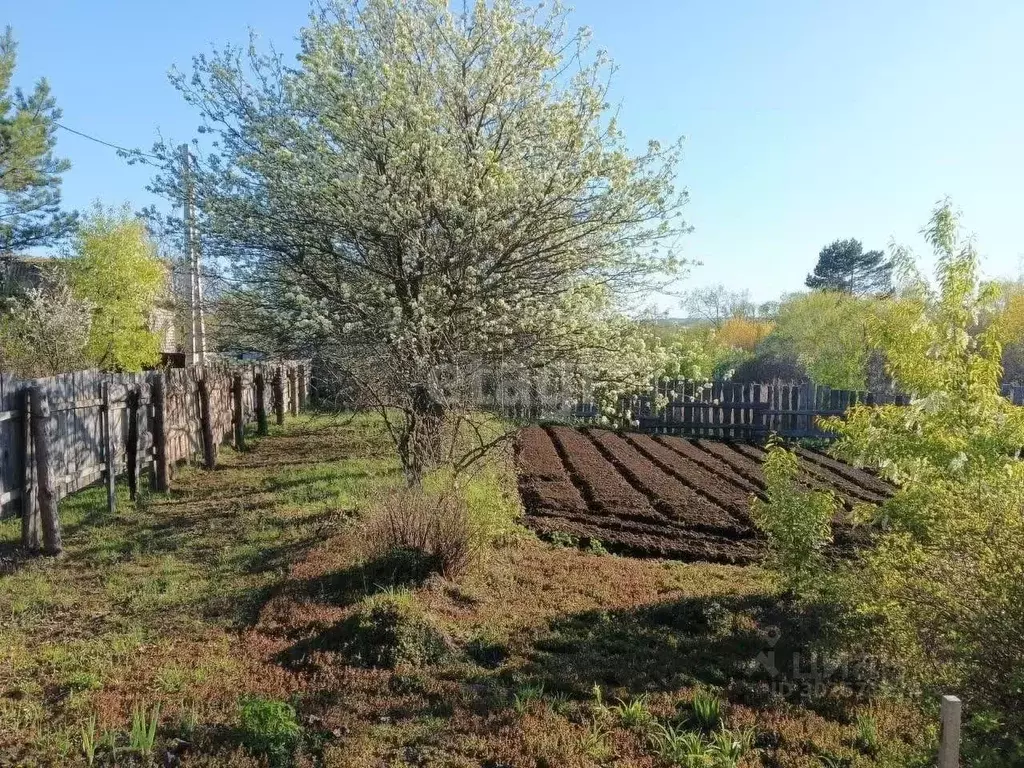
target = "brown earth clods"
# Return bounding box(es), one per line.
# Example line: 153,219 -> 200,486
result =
515,426 -> 892,564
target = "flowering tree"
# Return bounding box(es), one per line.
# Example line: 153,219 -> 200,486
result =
0,270 -> 92,377
153,0 -> 688,481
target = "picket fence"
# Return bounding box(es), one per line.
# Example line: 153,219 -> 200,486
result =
1,360 -> 308,551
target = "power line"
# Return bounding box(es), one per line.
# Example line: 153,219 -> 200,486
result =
55,122 -> 162,161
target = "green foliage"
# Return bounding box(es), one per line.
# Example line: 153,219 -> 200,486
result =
512,681 -> 546,714
853,713 -> 879,757
0,27 -> 76,256
339,589 -> 452,668
686,690 -> 723,732
586,537 -> 609,556
647,722 -> 754,768
80,715 -> 97,767
238,697 -> 301,767
766,291 -> 884,389
707,725 -> 756,766
822,200 -> 1024,736
579,719 -> 614,761
548,530 -> 580,549
805,238 -> 892,295
612,694 -> 653,729
66,205 -> 165,371
0,268 -> 92,376
750,441 -> 836,597
129,702 -> 160,758
647,722 -> 712,766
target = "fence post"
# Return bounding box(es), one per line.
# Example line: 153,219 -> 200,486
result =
126,387 -> 140,501
297,364 -> 306,411
101,382 -> 116,515
197,372 -> 216,470
20,388 -> 39,551
255,370 -> 269,436
232,372 -> 245,451
151,373 -> 169,492
29,385 -> 62,556
273,367 -> 285,425
288,367 -> 299,416
939,695 -> 961,768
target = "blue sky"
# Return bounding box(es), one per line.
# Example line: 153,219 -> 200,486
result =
8,1 -> 1024,308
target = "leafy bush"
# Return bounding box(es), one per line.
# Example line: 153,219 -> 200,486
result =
238,697 -> 301,766
361,488 -> 480,579
750,440 -> 836,597
339,589 -> 452,668
548,530 -> 579,548
821,202 -> 1024,732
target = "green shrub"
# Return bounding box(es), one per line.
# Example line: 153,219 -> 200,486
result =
548,530 -> 579,548
238,697 -> 301,766
339,589 -> 452,668
750,440 -> 836,597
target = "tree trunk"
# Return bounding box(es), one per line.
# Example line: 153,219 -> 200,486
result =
400,385 -> 445,485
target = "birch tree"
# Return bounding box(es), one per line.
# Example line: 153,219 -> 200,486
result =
153,0 -> 688,481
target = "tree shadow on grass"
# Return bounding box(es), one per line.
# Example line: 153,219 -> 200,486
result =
520,593 -> 870,719
272,549 -> 445,669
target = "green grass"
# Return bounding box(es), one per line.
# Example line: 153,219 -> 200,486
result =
0,411 -> 933,767
0,413 -> 404,763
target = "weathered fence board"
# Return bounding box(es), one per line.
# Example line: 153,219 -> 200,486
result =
0,360 -> 309,524
481,375 -> 1006,440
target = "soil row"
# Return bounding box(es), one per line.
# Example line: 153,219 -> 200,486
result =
514,426 -> 894,564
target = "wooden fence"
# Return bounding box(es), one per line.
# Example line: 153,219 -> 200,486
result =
488,377 -> 1024,440
1,360 -> 308,553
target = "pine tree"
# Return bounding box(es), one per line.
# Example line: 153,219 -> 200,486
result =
805,238 -> 892,295
0,27 -> 76,259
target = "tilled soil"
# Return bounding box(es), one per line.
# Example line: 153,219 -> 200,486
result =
515,426 -> 892,563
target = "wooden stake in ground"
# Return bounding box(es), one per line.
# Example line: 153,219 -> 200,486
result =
939,695 -> 961,768
101,382 -> 116,515
288,367 -> 299,416
273,367 -> 285,426
255,370 -> 268,436
20,388 -> 39,551
126,388 -> 140,500
151,373 -> 169,492
29,385 -> 62,556
232,372 -> 245,451
197,372 -> 217,470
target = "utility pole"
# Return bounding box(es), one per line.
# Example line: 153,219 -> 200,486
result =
181,144 -> 207,366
